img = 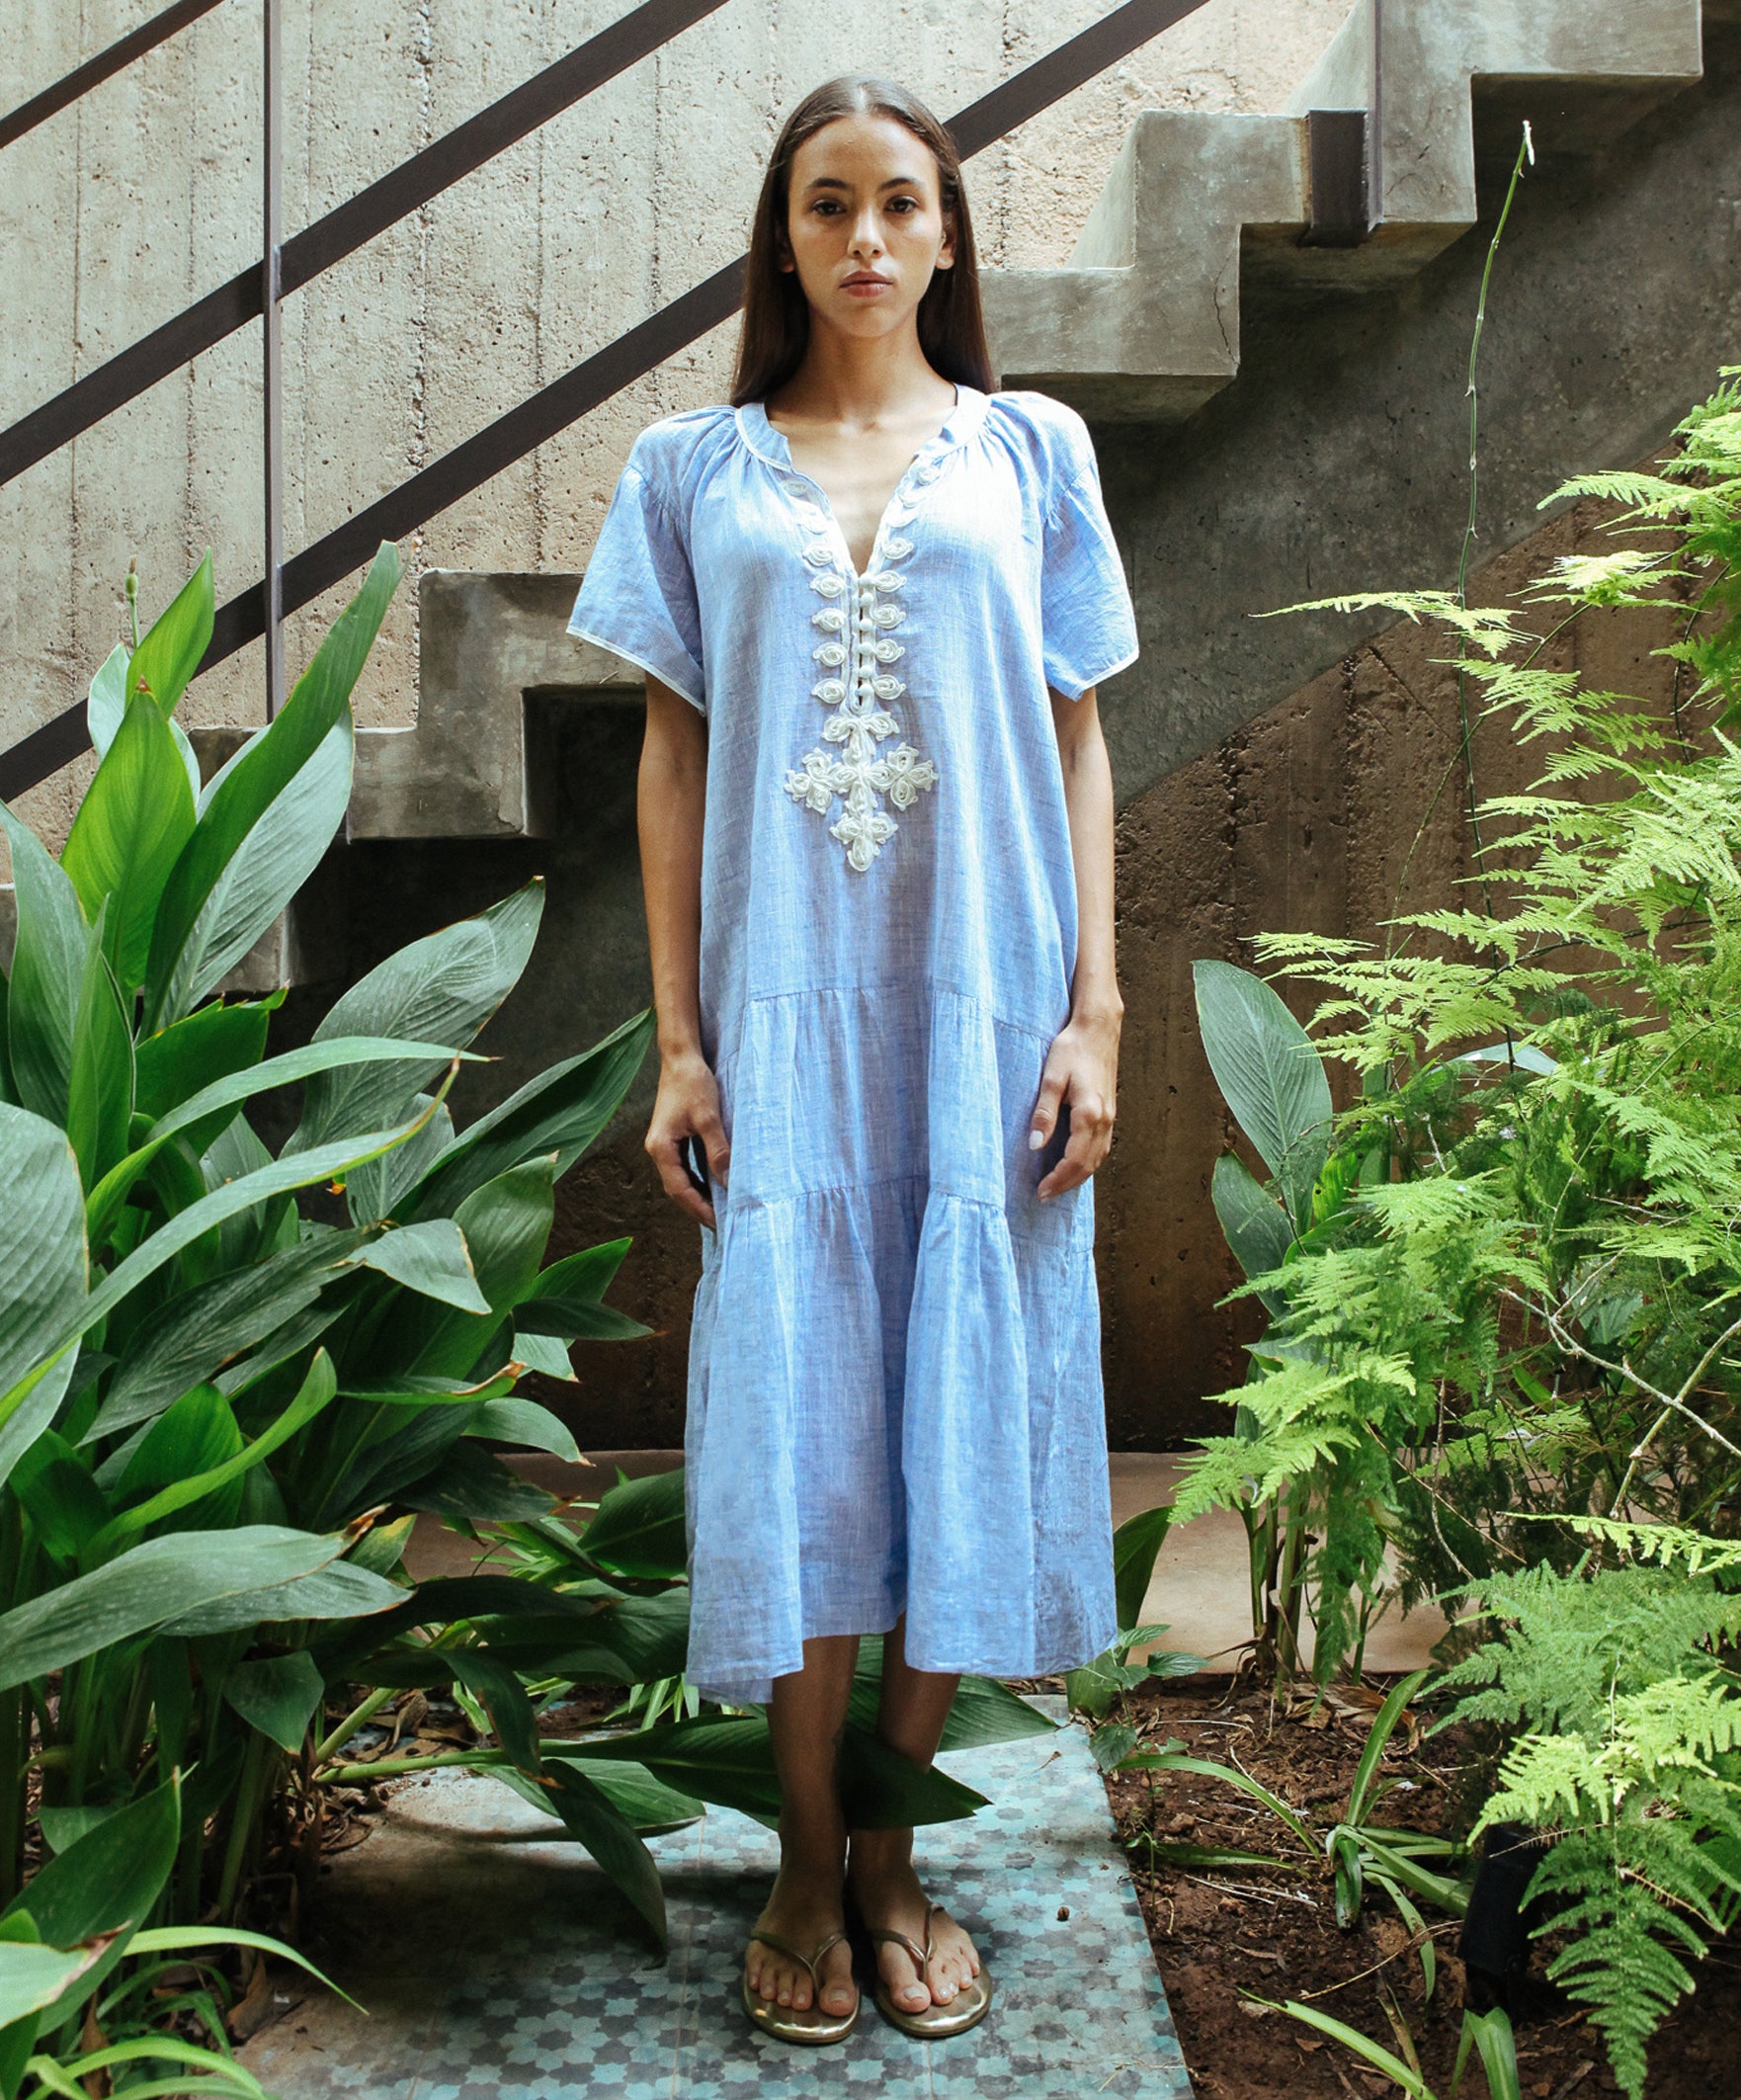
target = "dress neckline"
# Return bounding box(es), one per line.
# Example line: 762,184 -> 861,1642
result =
736,385 -> 989,583
733,383 -> 990,474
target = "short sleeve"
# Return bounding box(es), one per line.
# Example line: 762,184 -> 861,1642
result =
565,455 -> 706,713
1040,426 -> 1138,702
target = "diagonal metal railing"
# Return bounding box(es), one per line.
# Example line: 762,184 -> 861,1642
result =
0,0 -> 1237,801
0,0 -> 224,150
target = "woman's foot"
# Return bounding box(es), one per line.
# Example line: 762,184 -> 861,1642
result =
846,1827 -> 981,2012
744,1855 -> 859,2020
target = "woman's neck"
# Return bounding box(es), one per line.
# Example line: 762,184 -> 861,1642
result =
767,318 -> 955,432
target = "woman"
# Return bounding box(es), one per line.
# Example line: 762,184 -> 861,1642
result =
565,73 -> 1136,2047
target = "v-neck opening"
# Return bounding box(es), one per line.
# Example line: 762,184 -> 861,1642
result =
738,384 -> 987,581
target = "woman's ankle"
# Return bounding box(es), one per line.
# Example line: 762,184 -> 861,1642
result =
846,1824 -> 915,1875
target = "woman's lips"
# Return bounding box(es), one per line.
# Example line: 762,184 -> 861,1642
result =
842,275 -> 891,295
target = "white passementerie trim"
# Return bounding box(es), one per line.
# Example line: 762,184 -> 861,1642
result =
778,451 -> 955,871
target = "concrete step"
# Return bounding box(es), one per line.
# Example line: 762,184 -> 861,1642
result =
986,0 -> 1703,419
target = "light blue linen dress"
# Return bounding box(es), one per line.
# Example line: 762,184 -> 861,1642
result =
566,383 -> 1138,1705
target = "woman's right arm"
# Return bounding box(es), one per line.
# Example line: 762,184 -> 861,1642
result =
638,672 -> 729,1228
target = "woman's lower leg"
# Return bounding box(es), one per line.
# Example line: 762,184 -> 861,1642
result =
745,1632 -> 861,2015
846,1615 -> 982,2009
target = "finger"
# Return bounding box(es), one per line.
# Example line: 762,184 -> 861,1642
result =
1037,1091 -> 1111,1201
647,1134 -> 718,1229
697,1107 -> 732,1185
1029,1059 -> 1069,1151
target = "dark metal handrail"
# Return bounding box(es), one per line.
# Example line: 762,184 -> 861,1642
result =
0,0 -> 1224,801
0,0 -> 224,151
0,0 -> 731,490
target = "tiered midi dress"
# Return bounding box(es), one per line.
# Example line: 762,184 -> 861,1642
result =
566,383 -> 1139,1705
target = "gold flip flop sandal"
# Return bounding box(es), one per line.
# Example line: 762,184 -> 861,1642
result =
867,1900 -> 994,2040
740,1924 -> 860,2046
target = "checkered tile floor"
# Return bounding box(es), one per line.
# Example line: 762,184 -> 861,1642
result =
243,1697 -> 1192,2099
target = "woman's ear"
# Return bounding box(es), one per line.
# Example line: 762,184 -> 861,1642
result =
937,210 -> 956,271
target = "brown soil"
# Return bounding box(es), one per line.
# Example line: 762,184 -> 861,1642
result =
1099,1676 -> 1741,2100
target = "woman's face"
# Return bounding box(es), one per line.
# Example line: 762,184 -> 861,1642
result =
779,113 -> 954,342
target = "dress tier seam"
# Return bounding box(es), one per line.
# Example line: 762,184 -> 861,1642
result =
711,975 -> 1068,1053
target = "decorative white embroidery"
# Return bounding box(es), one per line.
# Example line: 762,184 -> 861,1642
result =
781,474 -> 942,872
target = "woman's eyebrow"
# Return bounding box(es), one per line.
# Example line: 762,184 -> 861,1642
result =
802,173 -> 927,193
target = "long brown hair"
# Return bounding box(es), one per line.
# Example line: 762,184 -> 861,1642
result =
729,75 -> 995,407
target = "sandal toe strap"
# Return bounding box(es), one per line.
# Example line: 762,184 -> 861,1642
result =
748,1924 -> 848,1982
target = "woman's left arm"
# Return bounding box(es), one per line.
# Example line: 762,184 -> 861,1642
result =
1031,684 -> 1122,1200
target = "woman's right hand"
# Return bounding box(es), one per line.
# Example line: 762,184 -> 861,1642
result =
646,1047 -> 731,1229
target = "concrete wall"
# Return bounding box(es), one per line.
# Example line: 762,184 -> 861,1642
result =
1,0 -> 1348,857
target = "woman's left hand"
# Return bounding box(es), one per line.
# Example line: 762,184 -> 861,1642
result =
1030,1000 -> 1121,1201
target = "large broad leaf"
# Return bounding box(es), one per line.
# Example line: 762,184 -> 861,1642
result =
60,692 -> 197,995
155,716 -> 353,1027
290,881 -> 544,1154
1211,1151 -> 1294,1315
542,1763 -> 667,1949
0,803 -> 87,1123
93,1353 -> 339,1554
143,542 -> 400,1030
344,1090 -> 455,1226
29,1088 -> 459,1376
84,645 -> 130,760
449,1648 -> 543,1774
1193,960 -> 1332,1229
3,1778 -> 179,1947
161,1556 -> 402,1638
838,1722 -> 989,1829
0,1940 -> 108,2029
370,1159 -> 555,1381
0,1527 -> 347,1691
579,1467 -> 687,1581
84,1229 -> 366,1444
64,908 -> 135,1192
0,1105 -> 87,1492
86,1033 -> 475,1246
132,998 -> 275,1121
406,1443 -> 554,1524
354,1218 -> 489,1312
224,1650 -> 326,1752
1113,1503 -> 1174,1632
400,1006 -> 654,1221
124,551 -> 214,718
466,1397 -> 580,1463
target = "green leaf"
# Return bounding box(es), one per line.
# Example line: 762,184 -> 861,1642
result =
849,1638 -> 1055,1749
4,1778 -> 179,1947
407,1443 -> 553,1524
60,693 -> 197,994
1211,1151 -> 1294,1313
84,1231 -> 364,1444
466,1397 -> 580,1463
0,802 -> 88,1122
84,644 -> 130,760
355,1219 -> 490,1312
143,543 -> 400,1030
132,999 -> 274,1121
65,907 -> 135,1192
541,1763 -> 666,1949
449,1649 -> 542,1773
289,880 -> 544,1154
9,1432 -> 110,1566
558,1759 -> 704,1836
578,1466 -> 687,1580
839,1722 -> 989,1829
513,1329 -> 576,1382
0,1105 -> 87,1490
0,1940 -> 104,2030
1113,1503 -> 1173,1631
87,1034 -> 474,1247
400,1006 -> 654,1221
534,1238 -> 630,1302
124,551 -> 214,719
370,1158 -> 555,1381
0,1526 -> 347,1692
515,1294 -> 653,1342
224,1650 -> 326,1752
94,1353 -> 339,1554
1193,960 -> 1332,1230
160,1556 -> 402,1638
1279,2000 -> 1431,2097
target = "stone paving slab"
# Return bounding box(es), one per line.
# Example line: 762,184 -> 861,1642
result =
243,1697 -> 1191,2100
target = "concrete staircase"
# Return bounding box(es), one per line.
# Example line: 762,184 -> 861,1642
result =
314,0 -> 1705,842
92,0 -> 1716,992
